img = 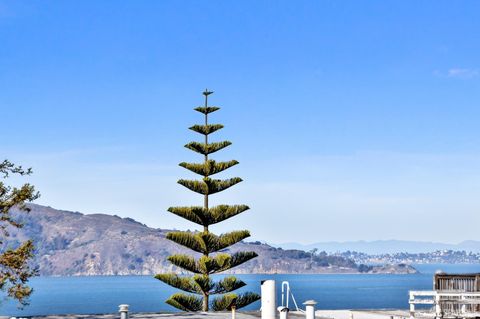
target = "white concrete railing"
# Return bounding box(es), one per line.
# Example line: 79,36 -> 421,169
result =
409,290 -> 480,318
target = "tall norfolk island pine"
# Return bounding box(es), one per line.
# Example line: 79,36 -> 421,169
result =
155,90 -> 260,312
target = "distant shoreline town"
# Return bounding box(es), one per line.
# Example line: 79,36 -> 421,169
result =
337,250 -> 480,265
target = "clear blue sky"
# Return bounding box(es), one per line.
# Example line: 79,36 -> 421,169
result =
2,1 -> 480,244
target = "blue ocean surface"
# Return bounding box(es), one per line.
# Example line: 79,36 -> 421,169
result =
1,264 -> 479,316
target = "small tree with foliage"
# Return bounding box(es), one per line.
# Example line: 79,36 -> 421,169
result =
0,160 -> 40,307
156,90 -> 260,311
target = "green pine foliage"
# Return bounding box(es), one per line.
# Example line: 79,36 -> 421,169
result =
179,160 -> 239,176
1,160 -> 40,307
166,293 -> 203,312
184,141 -> 232,155
167,205 -> 249,226
177,177 -> 243,195
189,124 -> 224,135
155,90 -> 260,311
212,292 -> 261,311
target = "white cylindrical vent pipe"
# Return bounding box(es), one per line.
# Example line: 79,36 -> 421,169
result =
303,300 -> 317,319
261,280 -> 276,319
119,304 -> 129,319
278,306 -> 289,319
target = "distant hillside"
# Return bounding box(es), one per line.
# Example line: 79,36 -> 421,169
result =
3,204 -> 416,276
275,240 -> 480,254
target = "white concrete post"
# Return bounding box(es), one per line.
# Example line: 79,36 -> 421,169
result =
434,293 -> 442,319
409,291 -> 415,319
231,306 -> 236,319
278,306 -> 289,319
119,304 -> 129,319
303,300 -> 317,319
261,280 -> 276,319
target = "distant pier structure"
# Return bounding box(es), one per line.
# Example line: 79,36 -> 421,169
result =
409,272 -> 480,318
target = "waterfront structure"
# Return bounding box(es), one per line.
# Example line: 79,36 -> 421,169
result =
409,272 -> 480,318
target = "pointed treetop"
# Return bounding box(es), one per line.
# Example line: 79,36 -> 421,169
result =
196,89 -> 219,114
203,89 -> 214,108
203,89 -> 214,96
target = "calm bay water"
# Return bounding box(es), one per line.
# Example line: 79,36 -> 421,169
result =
2,264 -> 480,316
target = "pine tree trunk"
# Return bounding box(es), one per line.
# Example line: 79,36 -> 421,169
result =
203,95 -> 210,310
203,293 -> 209,311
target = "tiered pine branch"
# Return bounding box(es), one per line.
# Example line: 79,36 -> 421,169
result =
155,90 -> 260,311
